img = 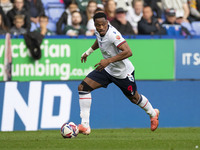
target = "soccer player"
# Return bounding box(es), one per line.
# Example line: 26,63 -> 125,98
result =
78,12 -> 160,135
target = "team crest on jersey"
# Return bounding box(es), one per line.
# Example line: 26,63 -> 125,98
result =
116,35 -> 120,40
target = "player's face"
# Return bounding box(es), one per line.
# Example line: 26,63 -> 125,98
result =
94,18 -> 108,36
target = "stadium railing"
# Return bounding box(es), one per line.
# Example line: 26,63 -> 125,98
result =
1,35 -> 200,39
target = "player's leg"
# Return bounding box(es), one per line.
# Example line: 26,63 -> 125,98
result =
78,69 -> 111,135
127,92 -> 160,131
113,71 -> 159,131
128,91 -> 157,117
78,77 -> 102,135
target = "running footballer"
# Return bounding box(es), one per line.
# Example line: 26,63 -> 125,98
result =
77,12 -> 160,135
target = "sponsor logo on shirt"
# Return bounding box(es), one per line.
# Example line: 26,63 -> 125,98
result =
116,35 -> 120,40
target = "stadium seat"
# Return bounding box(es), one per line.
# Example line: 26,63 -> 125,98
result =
163,25 -> 181,36
47,3 -> 65,22
191,21 -> 200,35
41,0 -> 47,8
47,20 -> 57,32
30,22 -> 39,32
181,22 -> 195,35
45,9 -> 49,17
42,0 -> 61,8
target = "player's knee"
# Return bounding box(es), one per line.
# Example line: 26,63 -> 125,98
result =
78,84 -> 83,91
78,81 -> 93,92
129,91 -> 140,104
129,97 -> 138,104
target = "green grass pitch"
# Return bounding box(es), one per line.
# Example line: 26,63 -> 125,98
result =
0,128 -> 200,150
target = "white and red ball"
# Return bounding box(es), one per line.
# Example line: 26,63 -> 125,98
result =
61,122 -> 79,138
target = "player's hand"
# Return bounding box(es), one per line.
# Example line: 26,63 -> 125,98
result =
94,59 -> 110,71
81,53 -> 88,63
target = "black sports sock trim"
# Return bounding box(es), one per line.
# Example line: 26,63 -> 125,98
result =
79,91 -> 90,95
137,95 -> 143,105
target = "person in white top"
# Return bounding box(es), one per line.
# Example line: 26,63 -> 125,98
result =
162,0 -> 190,23
126,0 -> 143,34
0,0 -> 13,14
85,0 -> 97,36
77,12 -> 160,135
115,0 -> 133,11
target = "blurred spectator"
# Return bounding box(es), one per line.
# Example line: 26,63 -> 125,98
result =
35,15 -> 53,36
162,0 -> 190,23
24,0 -> 45,25
0,6 -> 10,27
101,0 -> 106,5
138,5 -> 166,35
105,0 -> 116,22
86,7 -> 104,36
56,2 -> 79,34
64,11 -> 87,36
126,0 -> 143,34
115,0 -> 133,11
156,0 -> 162,9
10,14 -> 27,35
86,0 -> 97,36
144,0 -> 163,23
163,8 -> 177,24
75,0 -> 103,13
0,13 -> 9,34
188,0 -> 200,21
162,8 -> 190,35
63,0 -> 72,8
0,0 -> 13,14
7,0 -> 31,30
111,7 -> 134,35
86,0 -> 97,21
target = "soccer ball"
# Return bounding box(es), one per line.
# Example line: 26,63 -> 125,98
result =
61,122 -> 79,138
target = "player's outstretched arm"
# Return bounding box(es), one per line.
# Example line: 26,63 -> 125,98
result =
95,41 -> 132,71
81,39 -> 99,63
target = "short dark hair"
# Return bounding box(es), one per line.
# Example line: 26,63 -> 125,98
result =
94,7 -> 104,14
71,10 -> 81,16
143,4 -> 152,9
39,14 -> 49,20
14,14 -> 25,21
93,12 -> 107,22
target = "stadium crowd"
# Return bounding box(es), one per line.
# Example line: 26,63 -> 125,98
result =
0,0 -> 200,36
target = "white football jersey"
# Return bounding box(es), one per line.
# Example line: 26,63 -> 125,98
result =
95,24 -> 135,79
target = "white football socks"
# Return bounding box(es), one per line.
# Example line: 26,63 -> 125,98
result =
79,91 -> 92,128
137,94 -> 156,118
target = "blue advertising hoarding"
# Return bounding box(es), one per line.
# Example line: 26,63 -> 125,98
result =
176,39 -> 200,79
0,80 -> 199,131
